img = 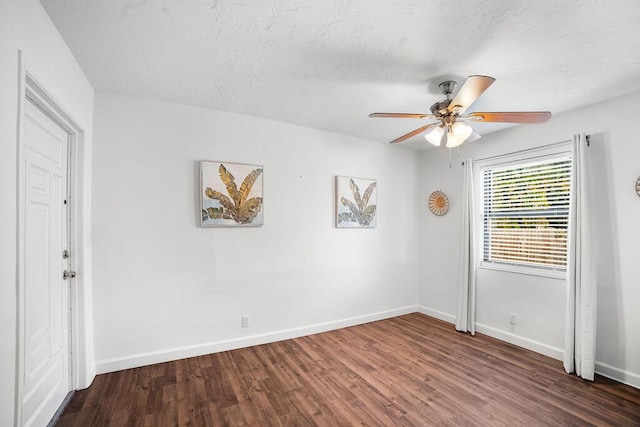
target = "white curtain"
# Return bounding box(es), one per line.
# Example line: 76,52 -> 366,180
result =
564,133 -> 597,380
456,159 -> 476,335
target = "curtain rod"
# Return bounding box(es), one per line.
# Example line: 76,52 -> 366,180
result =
461,135 -> 590,166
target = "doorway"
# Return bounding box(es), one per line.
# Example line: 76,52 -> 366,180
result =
16,73 -> 84,426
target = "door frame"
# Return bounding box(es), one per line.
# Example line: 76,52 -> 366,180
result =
15,51 -> 89,425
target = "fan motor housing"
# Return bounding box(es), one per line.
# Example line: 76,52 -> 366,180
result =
430,80 -> 458,117
430,99 -> 451,117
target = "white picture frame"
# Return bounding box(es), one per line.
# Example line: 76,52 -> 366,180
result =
200,160 -> 264,227
335,176 -> 377,228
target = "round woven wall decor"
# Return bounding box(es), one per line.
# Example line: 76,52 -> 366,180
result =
428,190 -> 449,216
636,176 -> 640,197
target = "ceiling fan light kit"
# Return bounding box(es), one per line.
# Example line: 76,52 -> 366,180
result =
369,75 -> 552,146
452,121 -> 473,139
425,126 -> 444,146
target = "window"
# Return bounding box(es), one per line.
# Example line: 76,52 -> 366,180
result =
481,156 -> 571,273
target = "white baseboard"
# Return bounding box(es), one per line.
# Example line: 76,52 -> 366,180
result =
82,364 -> 96,390
96,305 -> 419,374
96,304 -> 639,391
416,305 -> 456,323
474,322 -> 564,361
596,361 -> 640,389
417,305 -> 639,390
417,305 -> 563,360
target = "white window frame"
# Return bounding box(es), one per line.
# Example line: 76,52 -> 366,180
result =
474,142 -> 572,279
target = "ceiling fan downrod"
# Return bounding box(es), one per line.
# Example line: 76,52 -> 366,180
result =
430,80 -> 458,116
439,80 -> 457,100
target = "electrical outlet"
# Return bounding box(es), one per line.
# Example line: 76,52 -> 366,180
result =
242,315 -> 250,328
509,313 -> 517,325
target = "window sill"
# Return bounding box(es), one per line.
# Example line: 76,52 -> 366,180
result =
479,261 -> 567,280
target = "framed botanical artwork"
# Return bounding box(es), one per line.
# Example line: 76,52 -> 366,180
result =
335,176 -> 377,228
200,160 -> 264,227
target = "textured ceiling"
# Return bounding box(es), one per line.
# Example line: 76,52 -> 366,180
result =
41,0 -> 640,149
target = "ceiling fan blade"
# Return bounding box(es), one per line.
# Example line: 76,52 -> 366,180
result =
447,75 -> 496,113
468,111 -> 552,123
389,123 -> 438,144
369,112 -> 434,119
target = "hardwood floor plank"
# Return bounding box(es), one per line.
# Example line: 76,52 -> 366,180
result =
56,313 -> 640,426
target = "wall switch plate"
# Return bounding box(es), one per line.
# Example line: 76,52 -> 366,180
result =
242,315 -> 250,328
509,313 -> 517,325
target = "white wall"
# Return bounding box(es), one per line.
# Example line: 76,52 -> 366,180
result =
4,5 -> 636,411
92,92 -> 421,372
0,0 -> 95,424
419,91 -> 640,387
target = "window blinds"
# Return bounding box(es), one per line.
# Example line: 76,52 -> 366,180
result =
482,157 -> 572,270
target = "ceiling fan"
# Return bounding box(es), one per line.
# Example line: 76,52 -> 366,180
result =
369,75 -> 551,147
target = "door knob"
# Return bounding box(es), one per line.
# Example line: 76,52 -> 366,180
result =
63,270 -> 76,280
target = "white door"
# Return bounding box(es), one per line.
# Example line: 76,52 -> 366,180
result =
19,97 -> 71,426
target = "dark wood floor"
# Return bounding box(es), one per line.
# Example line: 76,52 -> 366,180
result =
56,313 -> 640,426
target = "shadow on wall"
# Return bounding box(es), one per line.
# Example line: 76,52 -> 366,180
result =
589,132 -> 624,369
